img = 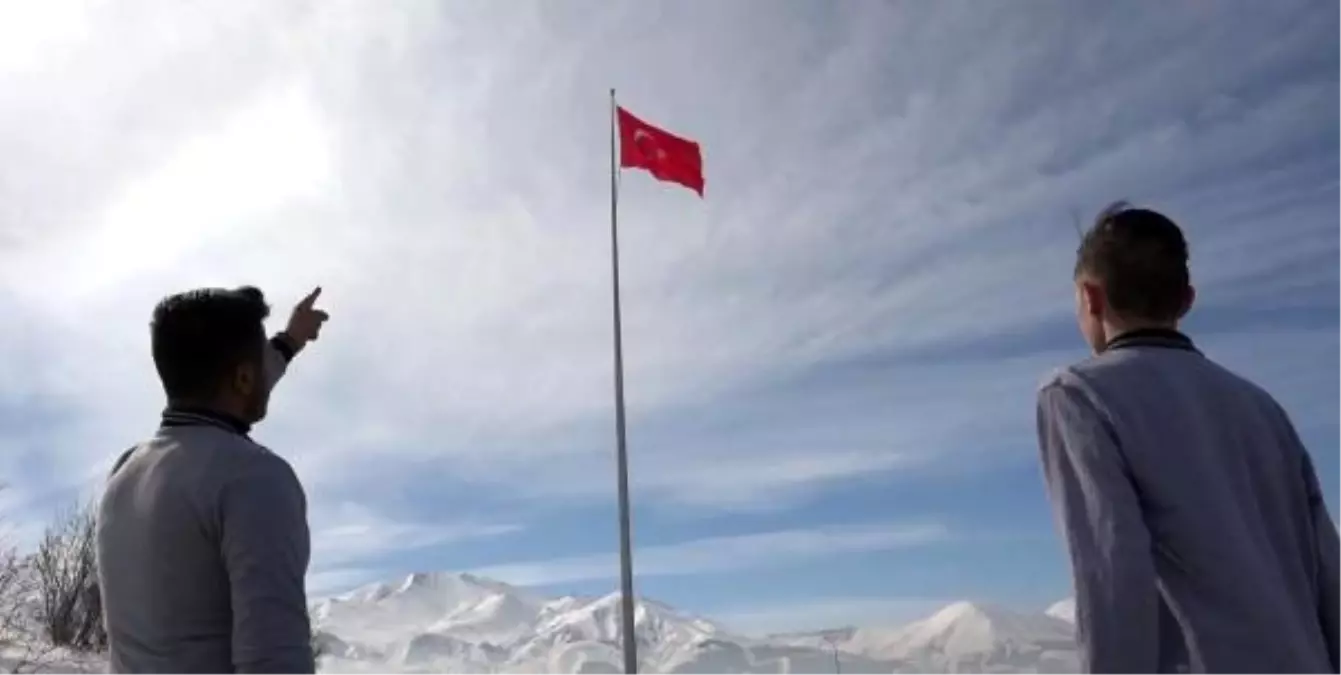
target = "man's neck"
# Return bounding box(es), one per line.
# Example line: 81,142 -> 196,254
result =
1101,323 -> 1198,354
1105,319 -> 1179,340
162,401 -> 252,435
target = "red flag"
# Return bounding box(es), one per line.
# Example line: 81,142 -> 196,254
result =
617,106 -> 704,197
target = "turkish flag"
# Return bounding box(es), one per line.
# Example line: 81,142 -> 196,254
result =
617,106 -> 704,197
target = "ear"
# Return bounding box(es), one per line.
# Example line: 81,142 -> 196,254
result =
232,361 -> 258,397
1078,279 -> 1106,319
1178,285 -> 1196,319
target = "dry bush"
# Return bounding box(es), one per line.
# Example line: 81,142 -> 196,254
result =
0,545 -> 27,642
33,502 -> 104,653
0,487 -> 56,673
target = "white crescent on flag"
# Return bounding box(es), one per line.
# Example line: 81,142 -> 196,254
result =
632,129 -> 667,162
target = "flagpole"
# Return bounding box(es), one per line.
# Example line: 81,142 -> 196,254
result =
609,87 -> 640,675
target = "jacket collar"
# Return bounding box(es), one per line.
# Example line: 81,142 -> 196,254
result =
160,406 -> 252,436
1103,327 -> 1200,354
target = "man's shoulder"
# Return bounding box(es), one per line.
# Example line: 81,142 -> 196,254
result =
1038,345 -> 1206,388
216,440 -> 304,504
217,443 -> 307,523
122,426 -> 295,486
1037,346 -> 1278,414
1034,352 -> 1139,410
1035,360 -> 1099,397
226,441 -> 299,485
1036,365 -> 1074,393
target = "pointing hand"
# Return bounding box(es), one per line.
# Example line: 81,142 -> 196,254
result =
284,287 -> 329,349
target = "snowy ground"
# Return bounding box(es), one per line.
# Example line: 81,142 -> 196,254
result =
0,645 -> 104,674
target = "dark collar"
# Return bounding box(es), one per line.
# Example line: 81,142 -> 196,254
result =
1103,327 -> 1200,354
160,406 -> 252,436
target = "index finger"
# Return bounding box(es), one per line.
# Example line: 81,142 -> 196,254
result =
299,286 -> 323,309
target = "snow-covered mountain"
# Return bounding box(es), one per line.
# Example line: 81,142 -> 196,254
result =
834,602 -> 1078,673
312,571 -> 1079,674
1044,598 -> 1075,624
314,572 -> 548,649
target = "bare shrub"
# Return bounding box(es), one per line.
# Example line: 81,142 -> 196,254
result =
0,487 -> 55,673
33,502 -> 104,653
0,544 -> 27,642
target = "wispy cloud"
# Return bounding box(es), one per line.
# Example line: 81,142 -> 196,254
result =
302,502 -> 524,597
307,567 -> 384,599
309,502 -> 522,569
11,87 -> 336,302
470,521 -> 950,587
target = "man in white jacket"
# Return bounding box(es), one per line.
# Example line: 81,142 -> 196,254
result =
98,286 -> 329,673
1037,203 -> 1338,673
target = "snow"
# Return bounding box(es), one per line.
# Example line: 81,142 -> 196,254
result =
313,571 -> 1081,673
1044,598 -> 1075,624
312,571 -> 549,648
768,626 -> 858,646
834,601 -> 1079,673
0,646 -> 105,674
0,562 -> 1080,674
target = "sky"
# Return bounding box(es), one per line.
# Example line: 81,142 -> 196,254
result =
0,0 -> 1337,636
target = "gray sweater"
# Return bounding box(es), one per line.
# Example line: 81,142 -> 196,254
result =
1037,330 -> 1339,673
97,342 -> 314,673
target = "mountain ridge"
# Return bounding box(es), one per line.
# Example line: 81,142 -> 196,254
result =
312,570 -> 1079,673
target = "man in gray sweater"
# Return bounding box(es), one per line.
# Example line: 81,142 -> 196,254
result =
97,286 -> 329,673
1037,202 -> 1339,673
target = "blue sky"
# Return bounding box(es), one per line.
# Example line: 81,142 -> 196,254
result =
0,1 -> 1336,635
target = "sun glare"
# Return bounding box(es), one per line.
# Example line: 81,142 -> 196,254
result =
45,89 -> 335,301
0,1 -> 93,76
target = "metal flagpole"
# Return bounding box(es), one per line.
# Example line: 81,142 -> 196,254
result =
609,87 -> 640,675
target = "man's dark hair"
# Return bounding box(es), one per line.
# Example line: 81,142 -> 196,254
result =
150,286 -> 270,401
1075,201 -> 1190,322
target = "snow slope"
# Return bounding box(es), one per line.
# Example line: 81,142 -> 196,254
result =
0,646 -> 105,675
1045,598 -> 1075,624
0,567 -> 1077,674
837,601 -> 1078,673
313,571 -> 1080,674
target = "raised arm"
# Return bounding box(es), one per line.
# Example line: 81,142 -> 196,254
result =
264,286 -> 330,392
263,335 -> 295,391
220,455 -> 314,674
1037,380 -> 1158,673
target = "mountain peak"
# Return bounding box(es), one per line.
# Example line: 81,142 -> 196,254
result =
397,571 -> 472,590
312,571 -> 1080,673
314,570 -> 546,651
389,571 -> 522,597
398,572 -> 433,592
837,598 -> 1076,669
925,600 -> 1003,628
934,600 -> 986,619
1045,598 -> 1075,623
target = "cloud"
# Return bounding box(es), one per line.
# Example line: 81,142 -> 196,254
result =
10,87 -> 336,303
389,346 -> 1084,514
309,502 -> 522,570
469,521 -> 950,587
307,567 -> 383,599
0,484 -> 48,552
633,449 -> 917,511
301,501 -> 524,597
0,2 -> 93,77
